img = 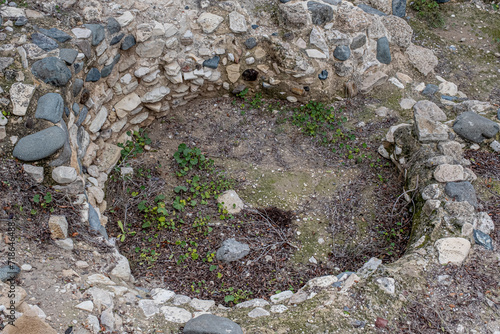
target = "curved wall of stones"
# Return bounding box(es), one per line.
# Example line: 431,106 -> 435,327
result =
2,0 -> 440,242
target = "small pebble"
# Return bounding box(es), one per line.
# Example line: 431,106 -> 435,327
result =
21,264 -> 32,271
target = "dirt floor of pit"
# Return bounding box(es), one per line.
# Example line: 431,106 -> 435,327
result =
105,96 -> 413,305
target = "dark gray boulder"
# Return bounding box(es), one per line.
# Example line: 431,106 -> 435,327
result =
333,45 -> 351,61
85,68 -> 101,82
35,93 -> 64,123
473,229 -> 493,250
13,126 -> 66,161
31,57 -> 72,87
392,0 -> 407,17
444,181 -> 478,208
84,24 -> 105,46
76,106 -> 88,126
422,84 -> 439,96
307,1 -> 334,25
453,112 -> 500,143
110,33 -> 124,46
107,17 -> 121,35
121,35 -> 136,50
216,238 -> 250,262
183,314 -> 243,334
0,264 -> 20,282
101,54 -> 121,78
31,32 -> 59,51
203,56 -> 220,69
59,48 -> 78,65
376,37 -> 391,64
89,204 -> 108,239
358,4 -> 386,16
72,78 -> 84,97
38,27 -> 72,42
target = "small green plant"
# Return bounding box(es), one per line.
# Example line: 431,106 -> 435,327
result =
116,129 -> 152,170
173,143 -> 209,176
33,192 -> 54,212
116,220 -> 136,242
222,287 -> 253,304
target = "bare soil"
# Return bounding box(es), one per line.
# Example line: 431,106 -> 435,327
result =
104,96 -> 413,305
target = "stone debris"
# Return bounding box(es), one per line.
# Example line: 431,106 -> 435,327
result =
435,237 -> 471,265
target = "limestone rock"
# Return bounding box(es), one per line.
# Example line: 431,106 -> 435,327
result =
217,190 -> 244,214
55,238 -> 74,250
435,237 -> 471,265
142,86 -> 170,103
110,252 -> 132,281
96,143 -> 121,173
75,301 -> 94,312
405,44 -> 438,76
235,298 -> 269,308
414,114 -> 448,142
115,93 -> 141,119
382,15 -> 412,48
135,39 -> 165,58
52,166 -> 77,184
360,71 -> 388,94
89,107 -> 108,133
414,100 -> 447,122
161,306 -> 192,323
48,215 -> 68,239
189,298 -> 215,312
23,164 -> 44,183
228,11 -> 247,33
139,299 -> 160,318
248,307 -> 270,318
10,82 -> 35,116
197,13 -> 223,34
279,2 -> 309,28
433,164 -> 465,183
376,277 -> 395,294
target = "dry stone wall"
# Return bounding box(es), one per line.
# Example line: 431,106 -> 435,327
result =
2,0 -> 440,242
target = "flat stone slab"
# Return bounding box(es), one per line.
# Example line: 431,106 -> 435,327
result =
435,237 -> 471,265
13,126 -> 66,161
38,27 -> 72,42
248,307 -> 270,318
434,164 -> 465,183
161,306 -> 192,323
183,314 -> 243,334
414,114 -> 449,142
414,100 -> 447,122
138,299 -> 160,318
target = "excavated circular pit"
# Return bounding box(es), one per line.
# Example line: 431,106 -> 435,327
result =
105,96 -> 413,305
